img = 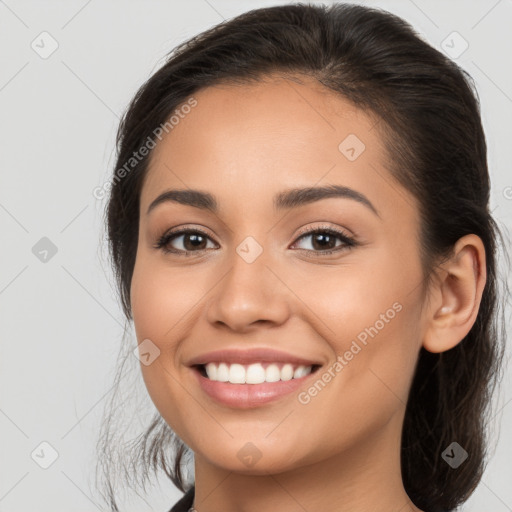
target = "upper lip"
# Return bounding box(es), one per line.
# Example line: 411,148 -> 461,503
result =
186,348 -> 323,367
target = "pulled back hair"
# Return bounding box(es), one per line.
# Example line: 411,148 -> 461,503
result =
97,3 -> 509,511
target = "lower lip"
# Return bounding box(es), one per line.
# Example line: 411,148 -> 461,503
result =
191,367 -> 318,408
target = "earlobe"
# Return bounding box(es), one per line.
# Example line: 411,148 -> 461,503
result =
422,234 -> 487,354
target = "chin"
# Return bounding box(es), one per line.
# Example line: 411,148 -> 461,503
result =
194,438 -> 315,475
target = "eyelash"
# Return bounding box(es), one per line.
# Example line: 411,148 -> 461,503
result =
154,225 -> 358,257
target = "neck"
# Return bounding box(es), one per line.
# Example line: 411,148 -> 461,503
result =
190,412 -> 423,512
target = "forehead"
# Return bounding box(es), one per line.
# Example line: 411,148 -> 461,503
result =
140,75 -> 398,219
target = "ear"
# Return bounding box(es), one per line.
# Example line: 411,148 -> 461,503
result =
422,234 -> 487,353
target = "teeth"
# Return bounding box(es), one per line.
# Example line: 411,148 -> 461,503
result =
204,362 -> 313,384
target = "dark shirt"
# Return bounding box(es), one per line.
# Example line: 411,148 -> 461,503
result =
169,487 -> 194,512
168,486 -> 450,512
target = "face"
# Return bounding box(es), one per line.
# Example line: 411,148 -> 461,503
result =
130,75 -> 428,474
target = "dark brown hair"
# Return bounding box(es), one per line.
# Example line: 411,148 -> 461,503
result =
97,3 -> 509,511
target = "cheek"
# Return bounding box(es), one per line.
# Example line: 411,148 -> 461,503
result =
291,296 -> 422,462
130,259 -> 200,444
296,250 -> 415,346
300,245 -> 423,403
130,259 -> 182,374
130,255 -> 203,342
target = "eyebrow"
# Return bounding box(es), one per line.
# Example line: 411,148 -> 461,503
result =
146,184 -> 380,217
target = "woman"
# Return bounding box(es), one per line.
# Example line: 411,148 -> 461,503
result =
97,3 -> 508,512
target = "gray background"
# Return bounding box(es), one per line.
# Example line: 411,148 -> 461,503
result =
0,1 -> 511,511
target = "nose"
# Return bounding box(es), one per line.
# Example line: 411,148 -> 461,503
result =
205,246 -> 291,332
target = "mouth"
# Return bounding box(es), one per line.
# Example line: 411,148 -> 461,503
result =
193,361 -> 322,384
190,361 -> 323,408
186,347 -> 324,408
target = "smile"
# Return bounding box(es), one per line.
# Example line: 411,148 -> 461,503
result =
200,361 -> 316,384
191,364 -> 322,408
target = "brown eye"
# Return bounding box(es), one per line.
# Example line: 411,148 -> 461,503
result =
155,229 -> 217,255
292,228 -> 357,255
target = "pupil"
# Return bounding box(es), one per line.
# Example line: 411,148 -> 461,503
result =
185,234 -> 206,250
313,233 -> 335,250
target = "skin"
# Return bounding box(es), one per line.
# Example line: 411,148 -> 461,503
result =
130,75 -> 487,512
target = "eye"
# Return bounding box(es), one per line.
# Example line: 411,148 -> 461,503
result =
154,225 -> 357,257
154,228 -> 217,255
291,226 -> 357,256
